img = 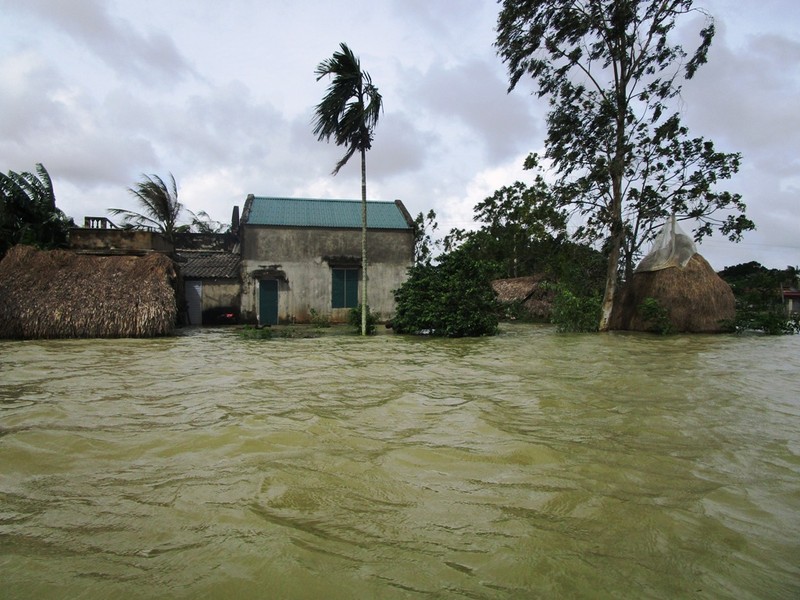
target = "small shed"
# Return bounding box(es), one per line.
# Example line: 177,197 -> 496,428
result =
0,245 -> 177,339
178,250 -> 241,325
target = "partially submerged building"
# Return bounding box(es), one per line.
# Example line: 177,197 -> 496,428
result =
238,195 -> 415,326
174,232 -> 241,325
0,196 -> 416,338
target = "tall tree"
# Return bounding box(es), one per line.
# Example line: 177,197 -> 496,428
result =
471,154 -> 567,278
412,209 -> 440,266
110,173 -> 183,242
496,0 -> 753,330
0,163 -> 73,258
313,42 -> 383,335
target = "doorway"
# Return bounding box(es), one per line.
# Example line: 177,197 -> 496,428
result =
259,279 -> 279,326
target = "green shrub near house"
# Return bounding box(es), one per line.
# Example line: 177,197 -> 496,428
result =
392,249 -> 500,337
348,305 -> 376,335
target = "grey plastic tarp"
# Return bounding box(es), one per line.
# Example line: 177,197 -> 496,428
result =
635,216 -> 697,273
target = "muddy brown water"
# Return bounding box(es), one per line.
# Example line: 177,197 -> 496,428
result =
1,324 -> 799,599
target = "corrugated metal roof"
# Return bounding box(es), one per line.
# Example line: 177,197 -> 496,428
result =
245,196 -> 412,229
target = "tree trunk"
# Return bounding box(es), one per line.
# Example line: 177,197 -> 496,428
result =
600,75 -> 629,332
599,163 -> 625,332
360,148 -> 368,336
599,227 -> 622,331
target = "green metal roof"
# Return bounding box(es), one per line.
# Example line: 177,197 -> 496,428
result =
245,196 -> 412,230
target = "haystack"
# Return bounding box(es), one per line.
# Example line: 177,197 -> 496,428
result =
609,254 -> 735,333
492,275 -> 554,320
0,245 -> 177,339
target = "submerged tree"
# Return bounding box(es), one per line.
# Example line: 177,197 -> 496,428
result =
393,247 -> 500,338
496,0 -> 754,330
110,173 -> 183,242
0,163 -> 73,258
313,42 -> 383,335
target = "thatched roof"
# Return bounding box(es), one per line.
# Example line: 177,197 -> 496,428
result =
0,245 -> 177,339
492,275 -> 554,320
609,253 -> 735,333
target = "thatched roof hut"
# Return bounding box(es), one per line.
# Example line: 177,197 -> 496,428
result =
492,275 -> 554,320
0,245 -> 177,339
609,253 -> 735,333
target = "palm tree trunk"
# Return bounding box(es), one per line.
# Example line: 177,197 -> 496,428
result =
360,147 -> 368,336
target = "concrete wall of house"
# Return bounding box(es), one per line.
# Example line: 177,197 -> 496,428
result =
240,226 -> 413,324
199,280 -> 241,311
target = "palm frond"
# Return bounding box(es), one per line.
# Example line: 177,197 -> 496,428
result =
313,42 -> 383,175
116,172 -> 183,238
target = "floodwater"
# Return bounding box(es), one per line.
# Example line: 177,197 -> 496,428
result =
1,325 -> 798,599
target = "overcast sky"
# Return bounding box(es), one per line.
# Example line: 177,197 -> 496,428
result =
1,0 -> 798,270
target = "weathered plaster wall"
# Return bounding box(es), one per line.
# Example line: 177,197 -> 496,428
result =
200,281 -> 240,310
240,226 -> 413,324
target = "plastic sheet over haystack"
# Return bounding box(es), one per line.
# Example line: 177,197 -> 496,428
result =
635,216 -> 697,273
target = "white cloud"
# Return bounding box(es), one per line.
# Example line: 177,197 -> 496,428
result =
0,0 -> 797,270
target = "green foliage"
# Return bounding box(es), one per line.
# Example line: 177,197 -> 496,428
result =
442,155 -> 606,295
238,324 -> 323,339
413,209 -> 440,266
470,157 -> 568,278
719,262 -> 799,335
550,287 -> 601,333
0,163 -> 74,258
238,325 -> 273,339
729,309 -> 800,336
110,173 -> 183,241
313,42 -> 383,175
496,1 -> 753,329
393,249 -> 500,337
348,305 -> 376,335
639,297 -> 673,335
309,308 -> 331,328
313,42 -> 383,336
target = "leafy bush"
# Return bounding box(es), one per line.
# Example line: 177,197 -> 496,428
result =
639,297 -> 673,335
348,304 -> 377,335
719,261 -> 799,335
392,249 -> 500,337
550,288 -> 601,333
309,308 -> 331,328
729,306 -> 800,335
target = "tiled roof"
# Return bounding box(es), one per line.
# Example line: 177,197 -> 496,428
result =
244,196 -> 412,230
178,251 -> 240,279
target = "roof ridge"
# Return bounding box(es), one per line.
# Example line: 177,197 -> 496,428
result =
252,195 -> 395,204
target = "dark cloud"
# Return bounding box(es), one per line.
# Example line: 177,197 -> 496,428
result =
409,59 -> 541,163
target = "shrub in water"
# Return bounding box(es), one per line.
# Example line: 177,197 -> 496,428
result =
550,288 -> 601,333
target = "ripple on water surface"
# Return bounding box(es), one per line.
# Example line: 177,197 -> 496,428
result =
1,325 -> 799,599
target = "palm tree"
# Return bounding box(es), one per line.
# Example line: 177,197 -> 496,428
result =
110,173 -> 183,242
0,163 -> 73,257
313,42 -> 383,335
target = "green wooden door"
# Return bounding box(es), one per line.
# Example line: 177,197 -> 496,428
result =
259,279 -> 278,326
